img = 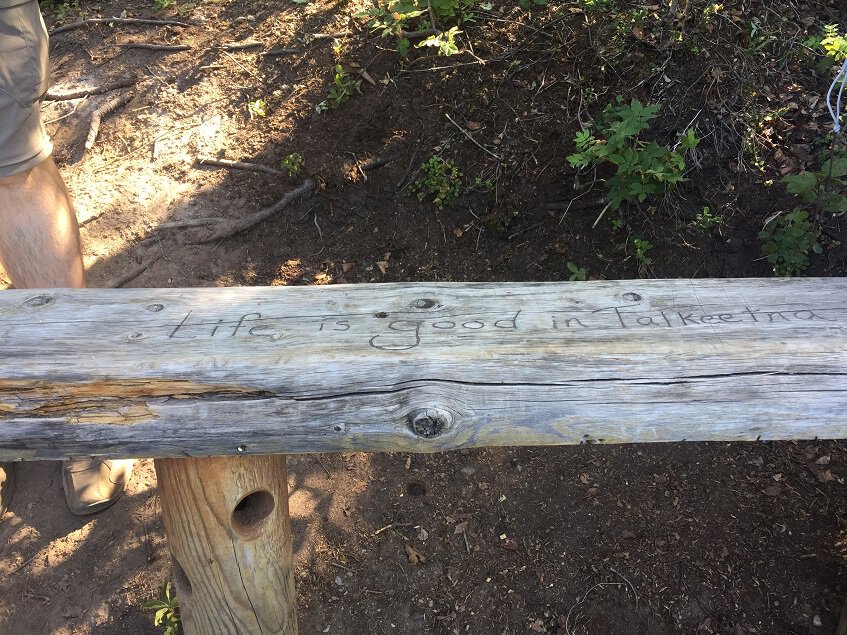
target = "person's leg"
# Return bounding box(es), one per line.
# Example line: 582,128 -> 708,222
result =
0,0 -> 132,517
0,156 -> 85,288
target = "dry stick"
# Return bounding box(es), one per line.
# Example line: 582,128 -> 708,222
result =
263,48 -> 299,56
156,217 -> 225,230
196,156 -> 284,177
360,151 -> 404,171
105,255 -> 161,289
199,179 -> 315,244
123,43 -> 191,52
219,41 -> 263,51
44,77 -> 138,101
445,113 -> 503,161
85,92 -> 134,151
50,17 -> 191,36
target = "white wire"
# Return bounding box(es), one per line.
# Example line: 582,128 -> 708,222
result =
827,58 -> 847,134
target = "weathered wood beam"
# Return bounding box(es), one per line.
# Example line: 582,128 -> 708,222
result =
0,278 -> 845,461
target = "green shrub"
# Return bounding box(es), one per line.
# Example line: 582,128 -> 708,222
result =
567,99 -> 699,210
782,151 -> 847,214
759,211 -> 822,276
144,581 -> 181,635
412,156 -> 463,208
316,65 -> 361,113
357,0 -> 475,56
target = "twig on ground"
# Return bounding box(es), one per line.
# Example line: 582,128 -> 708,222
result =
306,31 -> 350,41
11,552 -> 39,575
263,48 -> 299,56
373,522 -> 413,536
361,151 -> 404,172
399,28 -> 435,39
123,43 -> 191,52
50,17 -> 191,36
156,217 -> 226,230
196,156 -> 284,177
84,92 -> 134,151
44,78 -> 139,101
198,179 -> 316,243
445,113 -> 503,161
219,41 -> 263,50
106,255 -> 161,288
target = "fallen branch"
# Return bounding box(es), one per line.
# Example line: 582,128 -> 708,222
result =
198,179 -> 316,244
398,28 -> 435,39
123,43 -> 191,52
156,217 -> 225,230
106,255 -> 161,289
263,48 -> 299,56
196,156 -> 284,177
306,31 -> 350,41
445,113 -> 502,161
361,151 -> 404,171
50,17 -> 192,36
220,41 -> 263,51
44,77 -> 138,101
85,92 -> 134,151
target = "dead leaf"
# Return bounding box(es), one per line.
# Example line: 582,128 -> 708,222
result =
341,262 -> 355,273
375,260 -> 389,275
453,226 -> 464,238
815,455 -> 831,466
585,487 -> 598,498
806,462 -> 834,483
466,121 -> 482,131
454,521 -> 468,534
529,619 -> 545,633
579,473 -> 589,484
502,539 -> 519,551
764,484 -> 782,497
404,544 -> 426,565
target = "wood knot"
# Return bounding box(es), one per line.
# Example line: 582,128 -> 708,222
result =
408,408 -> 453,438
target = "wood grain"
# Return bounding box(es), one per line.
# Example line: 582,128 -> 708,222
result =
0,278 -> 845,460
156,455 -> 297,634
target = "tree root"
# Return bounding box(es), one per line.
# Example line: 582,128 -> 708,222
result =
85,92 -> 134,152
45,77 -> 139,101
50,17 -> 192,36
198,179 -> 316,244
197,156 -> 284,177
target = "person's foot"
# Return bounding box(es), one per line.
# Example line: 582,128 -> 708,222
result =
62,460 -> 134,516
0,462 -> 15,518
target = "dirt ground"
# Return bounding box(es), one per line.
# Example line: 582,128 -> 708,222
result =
1,0 -> 846,633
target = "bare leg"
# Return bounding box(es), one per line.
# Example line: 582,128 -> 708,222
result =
0,157 -> 85,289
0,157 -> 132,516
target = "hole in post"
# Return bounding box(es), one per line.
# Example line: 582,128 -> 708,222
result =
231,490 -> 275,539
172,557 -> 193,597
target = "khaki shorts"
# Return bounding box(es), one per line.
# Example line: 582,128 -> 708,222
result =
0,0 -> 51,177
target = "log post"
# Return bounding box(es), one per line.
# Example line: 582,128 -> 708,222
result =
154,454 -> 297,634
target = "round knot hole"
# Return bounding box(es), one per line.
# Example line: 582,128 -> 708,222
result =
622,292 -> 642,302
412,298 -> 437,309
375,311 -> 389,318
231,490 -> 275,539
146,303 -> 165,312
408,408 -> 453,438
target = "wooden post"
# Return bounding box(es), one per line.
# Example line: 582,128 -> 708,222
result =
154,454 -> 297,634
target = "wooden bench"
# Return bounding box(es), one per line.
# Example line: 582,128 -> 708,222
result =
1,278 -> 844,633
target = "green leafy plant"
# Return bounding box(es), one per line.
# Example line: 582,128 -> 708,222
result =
144,581 -> 181,635
566,261 -> 588,281
39,0 -> 78,18
694,206 -> 720,230
567,99 -> 699,210
356,0 -> 475,57
280,153 -> 304,176
153,0 -> 176,11
759,210 -> 822,276
632,237 -> 653,267
804,25 -> 847,74
247,99 -> 267,118
577,0 -> 613,12
316,65 -> 361,113
782,152 -> 847,214
412,156 -> 463,208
